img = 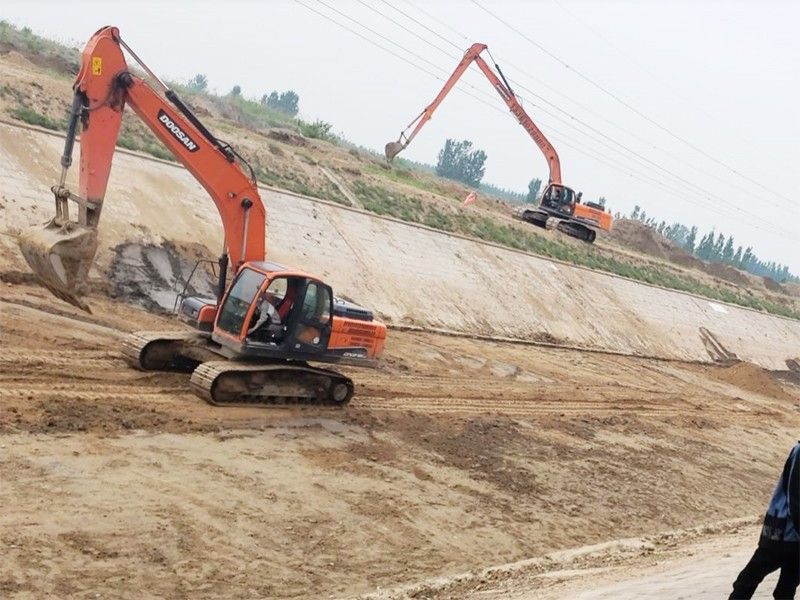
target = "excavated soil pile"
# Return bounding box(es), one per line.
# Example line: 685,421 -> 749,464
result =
610,220 -> 762,288
705,262 -> 752,287
714,361 -> 793,401
609,219 -> 699,267
762,276 -> 787,294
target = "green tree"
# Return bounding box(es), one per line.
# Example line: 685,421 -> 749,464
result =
722,236 -> 735,263
230,84 -> 242,97
733,245 -> 743,266
262,90 -> 300,116
696,232 -> 714,260
526,178 -> 542,202
685,225 -> 698,253
741,246 -> 754,268
631,205 -> 641,220
298,119 -> 335,142
712,232 -> 725,261
187,73 -> 208,92
435,139 -> 487,187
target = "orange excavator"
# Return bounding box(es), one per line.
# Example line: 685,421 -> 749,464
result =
17,26 -> 386,406
386,43 -> 612,243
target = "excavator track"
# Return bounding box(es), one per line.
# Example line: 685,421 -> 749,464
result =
556,220 -> 597,243
190,361 -> 354,407
122,331 -> 203,372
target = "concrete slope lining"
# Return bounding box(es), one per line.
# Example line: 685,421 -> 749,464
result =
1,121 -> 799,369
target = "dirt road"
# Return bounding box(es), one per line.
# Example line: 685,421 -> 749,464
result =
2,280 -> 800,598
361,523 -> 776,599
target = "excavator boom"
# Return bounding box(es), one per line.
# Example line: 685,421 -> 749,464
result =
387,42 -> 612,242
18,26 -> 265,309
386,43 -> 562,185
18,25 -> 386,408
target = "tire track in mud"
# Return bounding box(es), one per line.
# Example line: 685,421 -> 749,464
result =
353,396 -> 767,417
0,295 -> 787,423
351,374 -> 778,417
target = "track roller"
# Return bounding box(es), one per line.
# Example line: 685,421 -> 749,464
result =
556,221 -> 596,243
190,361 -> 355,407
122,331 -> 205,372
518,209 -> 549,229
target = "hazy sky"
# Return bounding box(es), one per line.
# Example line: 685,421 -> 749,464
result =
4,0 -> 799,273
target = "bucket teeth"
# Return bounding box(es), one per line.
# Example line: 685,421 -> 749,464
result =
384,141 -> 405,162
17,219 -> 98,312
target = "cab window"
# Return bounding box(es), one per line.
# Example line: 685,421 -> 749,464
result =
301,282 -> 331,325
217,268 -> 266,336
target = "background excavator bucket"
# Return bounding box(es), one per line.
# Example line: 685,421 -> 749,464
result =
384,141 -> 406,163
18,220 -> 98,312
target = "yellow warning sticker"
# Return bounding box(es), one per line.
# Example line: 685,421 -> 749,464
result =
91,57 -> 102,75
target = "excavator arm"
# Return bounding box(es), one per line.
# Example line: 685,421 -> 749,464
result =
19,26 -> 265,310
386,43 -> 562,185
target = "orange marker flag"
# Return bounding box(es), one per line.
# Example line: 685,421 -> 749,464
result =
463,191 -> 477,206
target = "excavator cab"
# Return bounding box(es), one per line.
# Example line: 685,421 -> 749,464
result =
539,183 -> 578,217
213,262 -> 334,360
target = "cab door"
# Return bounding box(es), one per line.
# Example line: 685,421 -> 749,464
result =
285,279 -> 334,354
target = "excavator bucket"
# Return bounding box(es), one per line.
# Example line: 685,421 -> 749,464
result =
384,141 -> 406,162
17,219 -> 97,312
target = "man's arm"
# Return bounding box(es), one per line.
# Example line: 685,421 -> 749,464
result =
248,300 -> 270,334
787,443 -> 800,533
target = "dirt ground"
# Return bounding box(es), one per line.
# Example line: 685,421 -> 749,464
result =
361,520 -> 774,599
2,37 -> 800,599
2,278 -> 800,598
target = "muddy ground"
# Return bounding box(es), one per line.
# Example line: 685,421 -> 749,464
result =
2,279 -> 800,598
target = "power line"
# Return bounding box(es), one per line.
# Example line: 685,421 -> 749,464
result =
355,0 -> 455,58
376,0 -> 462,51
550,0 -> 800,163
349,2 -> 796,233
315,0 -> 452,75
470,0 -> 800,211
378,0 -> 799,216
400,0 -> 472,46
293,0 -> 441,79
294,0 -> 794,238
549,0 -> 800,189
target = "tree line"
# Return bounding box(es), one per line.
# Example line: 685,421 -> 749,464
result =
433,138 -> 544,204
623,205 -> 798,284
186,73 -> 300,116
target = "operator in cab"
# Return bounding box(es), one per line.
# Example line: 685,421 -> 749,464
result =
248,284 -> 289,343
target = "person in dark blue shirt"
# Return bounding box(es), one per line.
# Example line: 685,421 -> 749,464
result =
730,442 -> 800,599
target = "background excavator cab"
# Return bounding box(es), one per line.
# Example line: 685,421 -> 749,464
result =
540,183 -> 577,216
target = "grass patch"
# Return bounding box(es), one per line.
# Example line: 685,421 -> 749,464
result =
296,151 -> 318,166
253,164 -> 349,206
0,21 -> 80,74
297,119 -> 338,143
8,106 -> 64,131
354,181 -> 423,222
351,181 -> 800,320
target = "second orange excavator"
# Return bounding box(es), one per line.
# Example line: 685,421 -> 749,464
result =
386,43 -> 612,243
17,26 -> 386,406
